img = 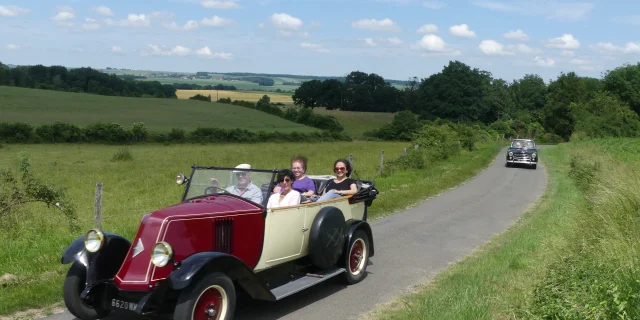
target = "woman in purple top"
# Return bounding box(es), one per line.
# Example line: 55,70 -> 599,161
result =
273,155 -> 317,197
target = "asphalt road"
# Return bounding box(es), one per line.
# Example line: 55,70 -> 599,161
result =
40,147 -> 547,320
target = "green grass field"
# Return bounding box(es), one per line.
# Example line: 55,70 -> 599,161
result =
0,86 -> 317,133
0,141 -> 502,316
368,138 -> 640,320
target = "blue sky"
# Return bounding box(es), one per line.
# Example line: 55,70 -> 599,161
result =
1,0 -> 639,81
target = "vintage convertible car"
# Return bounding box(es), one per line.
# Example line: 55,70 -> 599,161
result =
505,138 -> 539,169
60,165 -> 378,320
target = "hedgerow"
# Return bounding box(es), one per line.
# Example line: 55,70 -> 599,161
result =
0,121 -> 351,144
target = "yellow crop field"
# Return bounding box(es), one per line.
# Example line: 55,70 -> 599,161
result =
176,90 -> 294,103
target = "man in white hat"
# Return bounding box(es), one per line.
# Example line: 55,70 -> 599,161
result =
220,164 -> 263,204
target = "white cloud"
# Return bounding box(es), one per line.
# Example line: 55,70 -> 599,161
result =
112,46 -> 124,54
270,13 -> 303,30
503,29 -> 529,41
413,34 -> 460,55
416,24 -> 438,34
590,42 -> 640,54
0,5 -> 29,17
386,37 -> 404,45
201,15 -> 234,27
7,44 -> 19,50
201,0 -> 241,9
52,11 -> 74,21
505,43 -> 542,54
93,6 -> 114,16
545,34 -> 580,49
257,22 -> 265,28
277,30 -> 309,38
569,58 -> 590,65
105,14 -> 151,27
196,46 -> 233,59
449,24 -> 476,38
300,42 -> 330,53
141,44 -> 193,57
423,1 -> 445,9
363,38 -> 377,46
471,1 -> 594,21
164,20 -> 199,30
82,18 -> 100,30
561,50 -> 575,56
534,56 -> 555,67
351,18 -> 400,32
479,40 -> 514,55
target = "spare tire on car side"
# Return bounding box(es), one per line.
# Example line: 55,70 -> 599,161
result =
308,207 -> 347,269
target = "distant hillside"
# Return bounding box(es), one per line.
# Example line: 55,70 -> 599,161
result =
0,86 -> 319,133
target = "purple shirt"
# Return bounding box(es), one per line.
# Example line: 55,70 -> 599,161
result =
277,176 -> 317,194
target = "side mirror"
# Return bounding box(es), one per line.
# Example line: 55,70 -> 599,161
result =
176,174 -> 188,185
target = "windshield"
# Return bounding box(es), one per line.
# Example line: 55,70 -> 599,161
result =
511,140 -> 535,148
184,167 -> 276,207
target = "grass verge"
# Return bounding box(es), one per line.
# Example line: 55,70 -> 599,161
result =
367,137 -> 640,320
0,141 -> 502,316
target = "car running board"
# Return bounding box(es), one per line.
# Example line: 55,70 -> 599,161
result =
270,267 -> 346,301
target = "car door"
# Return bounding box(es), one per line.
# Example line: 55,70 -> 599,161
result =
262,206 -> 306,264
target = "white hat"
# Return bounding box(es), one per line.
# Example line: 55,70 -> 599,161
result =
233,163 -> 251,173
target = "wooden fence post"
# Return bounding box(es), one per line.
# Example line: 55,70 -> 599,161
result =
402,148 -> 407,156
378,150 -> 384,175
94,182 -> 103,229
348,153 -> 354,177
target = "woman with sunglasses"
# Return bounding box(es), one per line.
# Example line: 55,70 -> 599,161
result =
312,158 -> 358,202
267,169 -> 301,209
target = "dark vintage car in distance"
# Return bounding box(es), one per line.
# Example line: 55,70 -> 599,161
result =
60,165 -> 378,320
505,139 -> 539,169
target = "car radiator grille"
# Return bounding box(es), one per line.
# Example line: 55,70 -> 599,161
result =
513,154 -> 531,161
213,218 -> 233,253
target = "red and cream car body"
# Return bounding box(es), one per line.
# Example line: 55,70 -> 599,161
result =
60,165 -> 378,320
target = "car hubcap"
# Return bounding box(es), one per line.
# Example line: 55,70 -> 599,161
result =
193,285 -> 227,320
349,239 -> 366,275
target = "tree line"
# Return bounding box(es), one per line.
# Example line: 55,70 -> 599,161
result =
173,83 -> 237,90
0,62 -> 177,98
292,61 -> 640,141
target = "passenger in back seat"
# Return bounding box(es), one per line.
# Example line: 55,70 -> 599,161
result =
310,158 -> 358,202
273,155 -> 317,200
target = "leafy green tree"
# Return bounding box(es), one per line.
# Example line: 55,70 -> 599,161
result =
572,91 -> 640,138
603,63 -> 640,116
416,60 -> 492,123
542,72 -> 589,140
511,74 -> 547,112
292,79 -> 323,108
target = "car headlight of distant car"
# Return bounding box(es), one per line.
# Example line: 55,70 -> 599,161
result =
532,153 -> 537,158
84,229 -> 105,253
151,242 -> 174,267
508,152 -> 513,157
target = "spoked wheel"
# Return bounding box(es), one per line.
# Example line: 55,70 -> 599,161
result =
63,262 -> 111,320
344,230 -> 369,284
174,272 -> 236,320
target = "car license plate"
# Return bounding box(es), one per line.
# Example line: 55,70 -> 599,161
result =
111,298 -> 137,311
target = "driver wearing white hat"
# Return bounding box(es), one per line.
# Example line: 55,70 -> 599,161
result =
223,164 -> 263,204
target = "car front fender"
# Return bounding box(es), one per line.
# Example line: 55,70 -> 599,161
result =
61,232 -> 131,283
344,220 -> 374,258
168,251 -> 276,301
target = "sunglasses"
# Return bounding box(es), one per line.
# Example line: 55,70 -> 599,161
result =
334,166 -> 346,172
280,177 -> 292,183
235,172 -> 247,177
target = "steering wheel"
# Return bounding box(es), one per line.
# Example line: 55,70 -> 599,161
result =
204,186 -> 227,195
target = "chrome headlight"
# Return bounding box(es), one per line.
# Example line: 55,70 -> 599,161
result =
151,242 -> 173,267
508,152 -> 513,156
84,229 -> 105,253
532,153 -> 537,158
176,173 -> 187,185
